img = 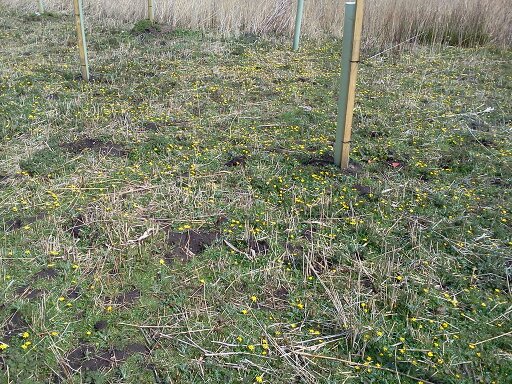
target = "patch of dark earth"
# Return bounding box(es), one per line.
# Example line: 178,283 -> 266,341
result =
142,121 -> 159,131
64,343 -> 149,372
1,310 -> 28,341
11,268 -> 60,301
246,236 -> 269,255
94,320 -> 108,331
67,215 -> 87,238
2,212 -> 46,232
110,289 -> 141,306
66,286 -> 81,299
61,138 -> 127,157
33,267 -> 59,280
302,155 -> 364,174
165,230 -> 219,262
225,155 -> 247,167
15,285 -> 46,300
353,183 -> 371,197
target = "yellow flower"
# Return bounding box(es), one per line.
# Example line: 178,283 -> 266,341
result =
468,343 -> 476,349
159,259 -> 166,265
21,332 -> 30,339
247,344 -> 255,351
0,343 -> 8,350
50,331 -> 58,336
250,295 -> 257,302
21,341 -> 31,350
255,376 -> 263,383
106,306 -> 113,312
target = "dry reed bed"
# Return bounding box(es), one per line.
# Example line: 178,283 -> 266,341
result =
3,0 -> 511,47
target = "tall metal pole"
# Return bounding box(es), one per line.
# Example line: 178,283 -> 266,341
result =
73,0 -> 90,81
293,0 -> 305,50
148,0 -> 154,22
37,0 -> 45,14
334,0 -> 364,169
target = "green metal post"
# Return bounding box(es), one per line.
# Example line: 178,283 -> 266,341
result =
37,0 -> 45,14
334,2 -> 356,167
293,0 -> 305,51
73,0 -> 90,81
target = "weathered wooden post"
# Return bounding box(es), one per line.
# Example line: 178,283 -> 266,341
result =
334,0 -> 364,169
293,0 -> 305,50
73,0 -> 90,81
148,0 -> 155,22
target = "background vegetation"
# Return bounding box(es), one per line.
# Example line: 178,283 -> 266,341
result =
1,0 -> 511,48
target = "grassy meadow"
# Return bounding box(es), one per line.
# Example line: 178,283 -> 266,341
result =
0,3 -> 511,384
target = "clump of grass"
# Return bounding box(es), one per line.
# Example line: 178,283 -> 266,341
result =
131,18 -> 160,35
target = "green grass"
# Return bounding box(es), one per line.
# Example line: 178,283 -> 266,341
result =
1,7 -> 511,384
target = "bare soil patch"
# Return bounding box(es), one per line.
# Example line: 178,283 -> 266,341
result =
166,230 -> 219,262
61,138 -> 127,157
66,343 -> 149,371
225,155 -> 247,167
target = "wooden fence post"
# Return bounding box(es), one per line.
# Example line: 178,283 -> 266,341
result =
73,0 -> 90,81
334,0 -> 364,168
148,0 -> 154,22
